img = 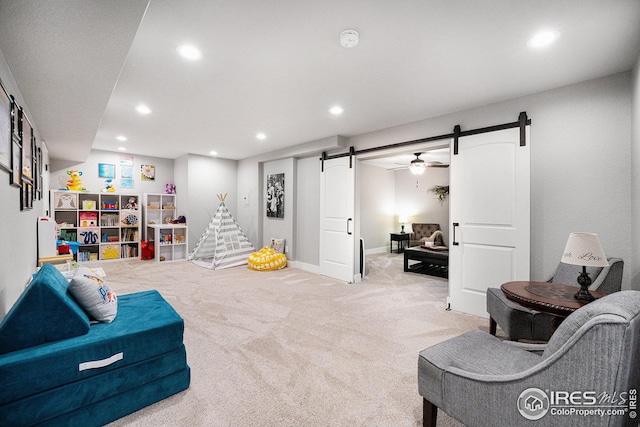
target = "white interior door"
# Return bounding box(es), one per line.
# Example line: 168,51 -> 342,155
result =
319,156 -> 356,282
449,127 -> 530,318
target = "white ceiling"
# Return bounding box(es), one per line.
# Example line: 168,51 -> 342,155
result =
1,1 -> 639,163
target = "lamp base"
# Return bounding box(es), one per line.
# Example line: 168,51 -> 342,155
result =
574,287 -> 596,302
574,266 -> 595,302
400,225 -> 405,234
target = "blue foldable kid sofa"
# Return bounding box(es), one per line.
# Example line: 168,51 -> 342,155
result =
0,264 -> 190,426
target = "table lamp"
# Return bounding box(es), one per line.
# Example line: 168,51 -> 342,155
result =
399,216 -> 408,233
560,232 -> 609,302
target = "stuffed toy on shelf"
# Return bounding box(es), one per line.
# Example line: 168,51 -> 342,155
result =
65,170 -> 86,191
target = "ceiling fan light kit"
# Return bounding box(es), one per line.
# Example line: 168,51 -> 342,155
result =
409,153 -> 426,175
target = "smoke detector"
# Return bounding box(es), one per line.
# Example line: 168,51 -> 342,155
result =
340,30 -> 359,48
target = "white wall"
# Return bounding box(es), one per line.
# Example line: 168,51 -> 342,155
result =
262,158 -> 295,256
394,167 -> 450,245
358,163 -> 395,252
173,155 -> 189,222
295,156 -> 320,265
348,72 -> 633,286
235,136 -> 345,263
631,52 -> 640,290
184,154 -> 237,253
49,149 -> 173,197
236,74 -> 634,284
0,50 -> 48,319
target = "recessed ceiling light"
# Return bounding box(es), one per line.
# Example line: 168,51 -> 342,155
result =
527,30 -> 561,48
135,104 -> 151,114
340,30 -> 359,48
256,133 -> 266,140
177,44 -> 203,60
118,147 -> 127,151
116,135 -> 127,141
329,106 -> 344,115
209,150 -> 218,156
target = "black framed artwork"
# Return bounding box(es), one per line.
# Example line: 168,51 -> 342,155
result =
20,181 -> 31,211
266,173 -> 285,218
36,146 -> 42,199
27,182 -> 33,209
12,99 -> 20,136
10,137 -> 21,187
0,80 -> 10,172
21,111 -> 33,182
32,138 -> 38,200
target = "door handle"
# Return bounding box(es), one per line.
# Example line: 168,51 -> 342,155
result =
347,218 -> 353,235
452,222 -> 459,246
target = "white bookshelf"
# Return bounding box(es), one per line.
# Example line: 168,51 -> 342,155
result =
147,224 -> 188,263
143,193 -> 178,240
51,190 -> 141,261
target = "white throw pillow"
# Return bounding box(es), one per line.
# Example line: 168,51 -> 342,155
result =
69,266 -> 118,323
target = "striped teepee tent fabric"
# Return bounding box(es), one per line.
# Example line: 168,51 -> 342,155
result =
189,194 -> 255,269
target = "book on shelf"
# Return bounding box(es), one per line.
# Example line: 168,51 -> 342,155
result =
121,244 -> 139,258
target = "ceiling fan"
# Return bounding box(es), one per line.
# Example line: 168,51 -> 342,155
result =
405,152 -> 449,174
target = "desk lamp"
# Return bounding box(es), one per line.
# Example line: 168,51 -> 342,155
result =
561,232 -> 609,302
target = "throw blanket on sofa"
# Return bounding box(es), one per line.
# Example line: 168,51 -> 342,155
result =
420,230 -> 444,246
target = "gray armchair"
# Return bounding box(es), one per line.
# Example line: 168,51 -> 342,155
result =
486,257 -> 623,342
418,290 -> 640,427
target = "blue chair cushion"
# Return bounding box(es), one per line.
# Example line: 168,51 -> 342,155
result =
0,264 -> 90,354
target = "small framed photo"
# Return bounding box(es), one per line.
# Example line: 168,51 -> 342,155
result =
36,146 -> 42,199
26,182 -> 33,209
141,164 -> 155,181
20,111 -> 33,182
0,80 -> 10,173
20,181 -> 32,211
98,163 -> 116,179
10,137 -> 21,187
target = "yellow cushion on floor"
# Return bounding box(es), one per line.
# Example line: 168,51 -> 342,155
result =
248,247 -> 287,271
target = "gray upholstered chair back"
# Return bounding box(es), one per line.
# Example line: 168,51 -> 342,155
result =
542,290 -> 640,395
549,257 -> 624,295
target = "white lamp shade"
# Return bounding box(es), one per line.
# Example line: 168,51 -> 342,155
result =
561,232 -> 609,267
398,216 -> 408,224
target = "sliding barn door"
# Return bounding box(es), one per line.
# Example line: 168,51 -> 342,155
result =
449,127 -> 530,318
319,157 -> 356,282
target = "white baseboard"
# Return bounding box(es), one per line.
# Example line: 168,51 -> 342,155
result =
365,246 -> 389,256
289,260 -> 320,274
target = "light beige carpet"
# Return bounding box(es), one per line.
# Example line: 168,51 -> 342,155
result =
97,252 -> 485,427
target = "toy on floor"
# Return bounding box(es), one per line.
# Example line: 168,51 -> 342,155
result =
102,178 -> 116,193
247,246 -> 287,271
65,170 -> 86,191
141,240 -> 155,260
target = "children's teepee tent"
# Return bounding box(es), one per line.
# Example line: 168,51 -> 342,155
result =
189,194 -> 255,269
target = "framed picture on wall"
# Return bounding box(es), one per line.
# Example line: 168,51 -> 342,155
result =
26,182 -> 33,209
36,146 -> 42,199
10,137 -> 21,187
98,163 -> 116,179
32,139 -> 39,200
20,181 -> 31,211
0,80 -> 10,173
266,173 -> 285,218
20,111 -> 33,182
